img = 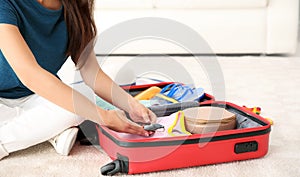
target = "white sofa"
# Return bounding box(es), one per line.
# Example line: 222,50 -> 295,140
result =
94,0 -> 299,55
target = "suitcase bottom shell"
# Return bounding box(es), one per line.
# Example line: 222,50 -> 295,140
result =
97,102 -> 271,175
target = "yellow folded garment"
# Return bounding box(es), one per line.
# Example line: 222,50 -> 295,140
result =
134,86 -> 162,100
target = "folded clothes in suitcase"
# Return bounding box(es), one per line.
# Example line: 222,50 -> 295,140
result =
96,83 -> 271,176
122,82 -> 214,104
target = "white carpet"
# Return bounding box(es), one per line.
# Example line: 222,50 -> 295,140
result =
1,54 -> 300,177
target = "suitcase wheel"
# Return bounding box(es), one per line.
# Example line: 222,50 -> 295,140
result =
101,160 -> 122,176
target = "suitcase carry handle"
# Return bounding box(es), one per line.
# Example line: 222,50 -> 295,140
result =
101,160 -> 122,176
101,154 -> 129,176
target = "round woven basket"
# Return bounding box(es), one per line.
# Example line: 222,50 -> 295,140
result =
183,106 -> 236,134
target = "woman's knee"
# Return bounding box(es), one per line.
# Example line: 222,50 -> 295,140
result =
0,143 -> 9,160
26,95 -> 85,128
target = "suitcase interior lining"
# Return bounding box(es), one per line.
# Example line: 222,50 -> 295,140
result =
205,103 -> 267,129
98,103 -> 270,147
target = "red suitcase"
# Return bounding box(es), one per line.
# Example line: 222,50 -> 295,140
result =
96,84 -> 271,175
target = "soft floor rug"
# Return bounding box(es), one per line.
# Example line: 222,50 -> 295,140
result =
1,54 -> 300,177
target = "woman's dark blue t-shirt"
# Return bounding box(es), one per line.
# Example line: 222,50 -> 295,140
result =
0,0 -> 68,98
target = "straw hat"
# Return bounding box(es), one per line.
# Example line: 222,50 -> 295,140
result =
183,106 -> 236,134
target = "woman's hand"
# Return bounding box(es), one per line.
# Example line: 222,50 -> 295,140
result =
128,98 -> 157,124
102,109 -> 152,137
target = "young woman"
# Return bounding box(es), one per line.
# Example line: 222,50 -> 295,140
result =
0,0 -> 156,160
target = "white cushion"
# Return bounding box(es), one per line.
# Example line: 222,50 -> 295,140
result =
154,0 -> 269,9
95,0 -> 153,9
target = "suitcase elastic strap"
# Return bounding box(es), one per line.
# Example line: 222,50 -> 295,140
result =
168,111 -> 192,136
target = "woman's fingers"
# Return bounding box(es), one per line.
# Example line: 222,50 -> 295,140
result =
113,110 -> 151,137
135,106 -> 157,124
127,123 -> 150,137
141,109 -> 151,124
148,110 -> 157,123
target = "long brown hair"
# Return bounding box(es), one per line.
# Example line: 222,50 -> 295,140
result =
61,0 -> 97,65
